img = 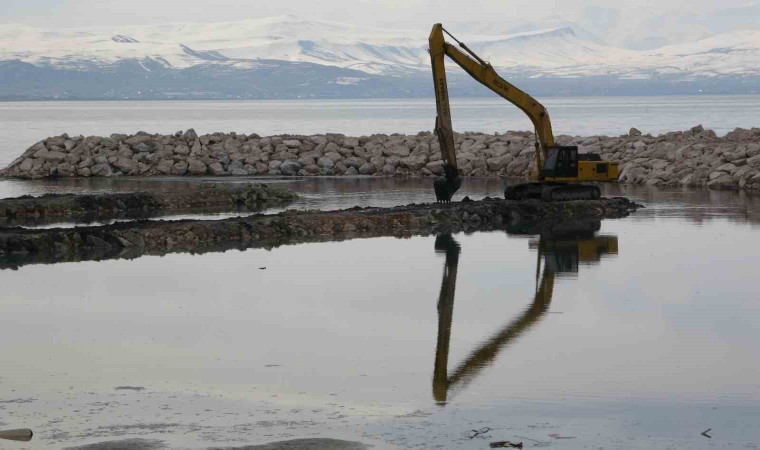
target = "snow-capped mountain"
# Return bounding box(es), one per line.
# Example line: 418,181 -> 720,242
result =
0,16 -> 758,99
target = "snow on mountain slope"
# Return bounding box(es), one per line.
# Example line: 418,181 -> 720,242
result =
0,16 -> 758,78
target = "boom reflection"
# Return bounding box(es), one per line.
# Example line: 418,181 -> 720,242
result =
432,221 -> 619,405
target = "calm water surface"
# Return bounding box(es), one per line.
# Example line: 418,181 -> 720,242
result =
1,178 -> 759,449
2,96 -> 760,167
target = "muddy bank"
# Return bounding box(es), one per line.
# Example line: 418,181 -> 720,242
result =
1,126 -> 760,191
0,183 -> 296,226
0,197 -> 639,269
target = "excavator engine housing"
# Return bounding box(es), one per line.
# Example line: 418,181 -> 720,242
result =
543,146 -> 618,182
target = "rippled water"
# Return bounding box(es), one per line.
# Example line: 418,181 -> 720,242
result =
1,178 -> 759,449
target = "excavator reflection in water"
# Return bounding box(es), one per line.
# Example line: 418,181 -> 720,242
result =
432,222 -> 618,405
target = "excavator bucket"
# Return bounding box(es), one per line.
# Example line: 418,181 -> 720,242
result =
434,178 -> 459,203
434,164 -> 462,203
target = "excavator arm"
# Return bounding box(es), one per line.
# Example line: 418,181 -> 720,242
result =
429,23 -> 556,202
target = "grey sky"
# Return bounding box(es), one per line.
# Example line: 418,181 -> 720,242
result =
2,0 -> 759,48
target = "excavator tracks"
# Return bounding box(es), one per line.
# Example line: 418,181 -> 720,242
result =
504,182 -> 601,202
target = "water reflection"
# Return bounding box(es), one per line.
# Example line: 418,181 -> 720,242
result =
433,222 -> 619,405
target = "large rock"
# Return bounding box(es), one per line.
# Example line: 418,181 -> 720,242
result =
156,159 -> 174,174
358,162 -> 376,175
114,157 -> 138,174
171,161 -> 189,176
280,160 -> 301,176
90,163 -> 113,177
208,162 -> 226,176
44,151 -> 68,163
383,146 -> 410,158
187,159 -> 207,175
56,163 -> 76,177
486,154 -> 513,171
317,157 -> 335,169
183,129 -> 198,140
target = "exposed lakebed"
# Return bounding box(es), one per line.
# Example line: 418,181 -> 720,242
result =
0,178 -> 758,449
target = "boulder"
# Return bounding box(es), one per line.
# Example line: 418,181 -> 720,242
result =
182,129 -> 198,140
187,159 -> 207,175
425,160 -> 445,175
171,161 -> 188,176
19,158 -> 34,172
156,159 -> 174,174
344,157 -> 364,169
383,146 -> 410,157
90,163 -> 113,177
268,160 -> 283,171
323,151 -> 343,163
486,154 -> 513,171
358,162 -> 376,175
56,163 -> 76,177
747,154 -> 760,169
44,151 -> 68,163
280,160 -> 301,176
113,157 -> 138,174
208,162 -> 226,175
317,157 -> 335,169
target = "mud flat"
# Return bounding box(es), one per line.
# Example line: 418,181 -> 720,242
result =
0,197 -> 639,269
0,183 -> 296,226
2,126 -> 760,190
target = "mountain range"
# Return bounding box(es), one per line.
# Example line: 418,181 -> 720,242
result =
1,16 -> 758,99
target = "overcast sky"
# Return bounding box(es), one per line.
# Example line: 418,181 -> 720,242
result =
2,0 -> 759,48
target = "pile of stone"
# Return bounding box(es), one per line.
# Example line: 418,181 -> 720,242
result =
2,125 -> 759,190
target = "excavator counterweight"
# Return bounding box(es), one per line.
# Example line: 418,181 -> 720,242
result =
428,24 -> 618,202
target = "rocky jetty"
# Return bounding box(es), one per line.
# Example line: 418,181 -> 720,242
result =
0,196 -> 640,269
0,183 -> 296,226
2,126 -> 759,190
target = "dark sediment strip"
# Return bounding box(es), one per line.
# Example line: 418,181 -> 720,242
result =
0,183 -> 296,226
0,197 -> 640,269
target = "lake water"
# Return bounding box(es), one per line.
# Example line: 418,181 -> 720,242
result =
0,98 -> 759,449
2,95 -> 760,168
1,177 -> 759,449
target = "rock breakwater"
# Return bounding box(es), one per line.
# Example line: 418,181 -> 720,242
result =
0,197 -> 639,269
0,183 -> 296,226
3,126 -> 759,190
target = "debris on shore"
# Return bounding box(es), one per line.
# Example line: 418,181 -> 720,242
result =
2,126 -> 759,190
0,183 -> 296,226
0,196 -> 640,269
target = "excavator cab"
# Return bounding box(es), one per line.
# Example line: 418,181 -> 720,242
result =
543,146 -> 579,178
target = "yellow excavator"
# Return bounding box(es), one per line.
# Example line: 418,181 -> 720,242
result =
433,221 -> 618,404
429,24 -> 619,202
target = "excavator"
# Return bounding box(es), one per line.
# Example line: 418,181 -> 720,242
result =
429,24 -> 619,203
432,221 -> 618,404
